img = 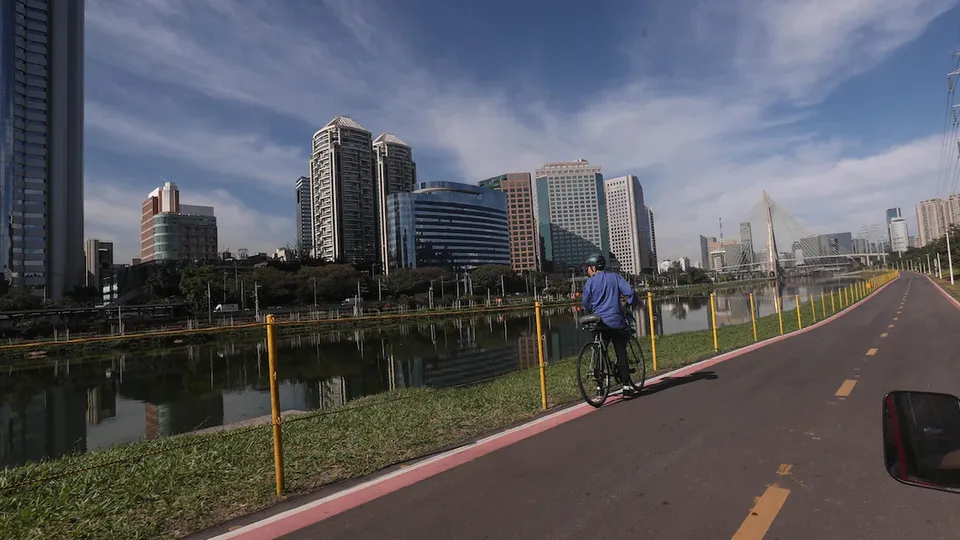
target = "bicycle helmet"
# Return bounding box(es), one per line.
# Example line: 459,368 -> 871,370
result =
584,253 -> 606,270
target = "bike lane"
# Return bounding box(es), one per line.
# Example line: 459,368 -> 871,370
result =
197,276 -> 905,540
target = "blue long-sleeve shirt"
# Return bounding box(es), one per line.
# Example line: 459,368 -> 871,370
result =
581,271 -> 637,329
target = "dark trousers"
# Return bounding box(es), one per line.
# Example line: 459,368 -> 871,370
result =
599,326 -> 631,383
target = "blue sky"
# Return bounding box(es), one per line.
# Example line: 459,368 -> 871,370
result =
84,0 -> 960,263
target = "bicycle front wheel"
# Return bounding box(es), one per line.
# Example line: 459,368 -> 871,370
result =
577,341 -> 609,408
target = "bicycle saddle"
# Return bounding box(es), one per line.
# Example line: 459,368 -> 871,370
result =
579,314 -> 602,326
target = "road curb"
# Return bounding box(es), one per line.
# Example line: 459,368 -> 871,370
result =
925,274 -> 960,311
206,276 -> 900,540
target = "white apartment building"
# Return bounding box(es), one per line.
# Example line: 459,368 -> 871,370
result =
603,175 -> 651,275
916,198 -> 947,246
889,217 -> 909,254
310,116 -> 378,264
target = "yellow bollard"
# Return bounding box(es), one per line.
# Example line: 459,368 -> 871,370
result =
535,301 -> 547,410
777,296 -> 784,335
795,294 -> 802,330
809,294 -> 816,323
647,292 -> 658,372
265,314 -> 285,496
749,292 -> 757,342
710,292 -> 718,352
830,290 -> 836,313
820,291 -> 826,318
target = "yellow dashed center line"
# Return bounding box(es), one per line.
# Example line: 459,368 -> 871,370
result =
881,333 -> 888,337
836,379 -> 857,397
731,484 -> 791,540
866,348 -> 878,356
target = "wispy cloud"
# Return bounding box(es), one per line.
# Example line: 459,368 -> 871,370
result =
83,0 -> 959,261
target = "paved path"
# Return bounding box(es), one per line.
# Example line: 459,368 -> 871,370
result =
205,272 -> 960,540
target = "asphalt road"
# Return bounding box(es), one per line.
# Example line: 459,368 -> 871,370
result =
272,273 -> 960,539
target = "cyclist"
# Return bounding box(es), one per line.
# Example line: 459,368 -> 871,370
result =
581,253 -> 640,396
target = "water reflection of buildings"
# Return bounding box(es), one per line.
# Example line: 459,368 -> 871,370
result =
1,382 -> 117,467
0,310 -> 611,464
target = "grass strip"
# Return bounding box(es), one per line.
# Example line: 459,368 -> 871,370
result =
0,285 -> 879,540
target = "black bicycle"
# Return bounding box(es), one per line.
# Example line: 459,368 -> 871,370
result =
576,314 -> 647,408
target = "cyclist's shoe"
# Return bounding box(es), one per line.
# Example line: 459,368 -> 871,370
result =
621,385 -> 639,398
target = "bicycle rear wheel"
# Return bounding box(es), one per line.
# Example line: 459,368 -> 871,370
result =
624,336 -> 646,393
577,341 -> 610,408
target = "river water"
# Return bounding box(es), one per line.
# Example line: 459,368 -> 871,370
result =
0,277 -> 860,467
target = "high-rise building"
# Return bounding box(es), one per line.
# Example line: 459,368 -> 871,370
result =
532,160 -> 609,271
916,199 -> 946,246
739,222 -> 754,265
310,116 -> 377,265
602,175 -> 650,275
943,195 -> 960,230
373,133 -> 416,271
0,0 -> 85,299
84,239 -> 113,290
852,237 -> 868,254
885,207 -> 902,246
294,176 -> 311,253
479,173 -> 538,272
140,182 -> 218,262
646,206 -> 658,269
386,182 -> 510,271
678,256 -> 690,271
699,235 -> 715,270
890,217 -> 909,254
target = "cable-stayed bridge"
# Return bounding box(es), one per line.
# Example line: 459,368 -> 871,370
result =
704,192 -> 888,277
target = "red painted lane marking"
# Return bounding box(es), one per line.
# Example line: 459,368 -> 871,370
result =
213,277 -> 899,540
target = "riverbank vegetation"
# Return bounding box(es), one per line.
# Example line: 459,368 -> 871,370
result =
0,281 -> 880,540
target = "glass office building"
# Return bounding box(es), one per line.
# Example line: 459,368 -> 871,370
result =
0,0 -> 85,299
385,181 -> 510,272
533,160 -> 610,272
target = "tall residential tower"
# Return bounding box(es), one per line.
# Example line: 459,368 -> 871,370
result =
310,116 -> 377,265
0,0 -> 85,298
295,176 -> 311,253
602,175 -> 650,275
373,133 -> 416,271
916,199 -> 946,246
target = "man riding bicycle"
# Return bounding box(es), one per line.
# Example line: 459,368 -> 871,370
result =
581,253 -> 640,396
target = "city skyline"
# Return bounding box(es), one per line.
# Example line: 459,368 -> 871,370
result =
79,2 -> 960,264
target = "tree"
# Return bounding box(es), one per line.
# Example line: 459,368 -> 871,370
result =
296,264 -> 360,303
179,265 -> 220,312
470,264 -> 514,292
142,261 -> 183,303
0,286 -> 42,311
385,267 -> 429,296
252,266 -> 300,305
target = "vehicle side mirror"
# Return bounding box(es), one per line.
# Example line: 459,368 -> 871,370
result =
883,391 -> 960,493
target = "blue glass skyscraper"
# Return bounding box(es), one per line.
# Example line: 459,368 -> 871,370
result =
0,0 -> 85,299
